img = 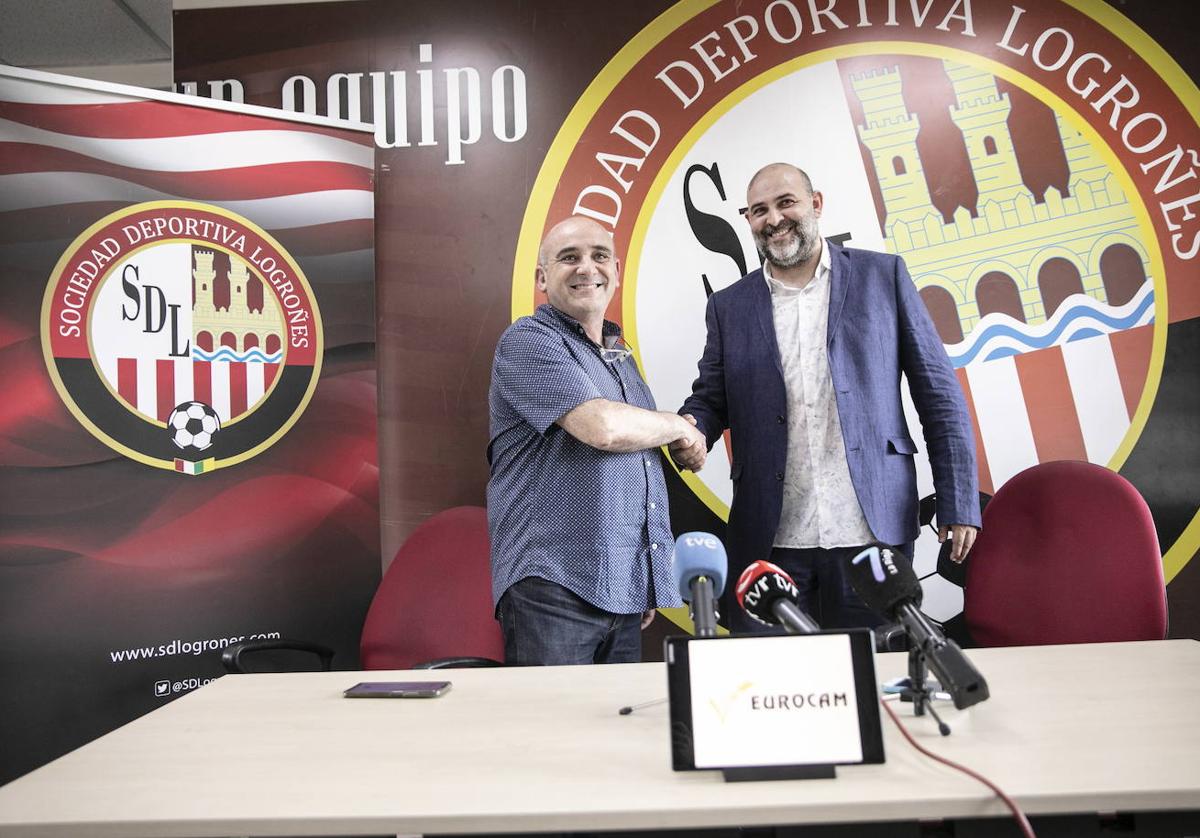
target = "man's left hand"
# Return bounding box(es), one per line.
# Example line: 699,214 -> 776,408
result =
938,524 -> 978,564
641,608 -> 657,629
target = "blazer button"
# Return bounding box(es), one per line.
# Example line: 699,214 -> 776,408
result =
776,415 -> 784,424
776,471 -> 784,481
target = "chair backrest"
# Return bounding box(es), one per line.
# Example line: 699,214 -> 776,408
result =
359,505 -> 503,669
964,460 -> 1167,646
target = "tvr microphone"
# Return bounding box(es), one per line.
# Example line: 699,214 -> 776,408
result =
670,532 -> 727,637
847,545 -> 989,710
734,560 -> 820,634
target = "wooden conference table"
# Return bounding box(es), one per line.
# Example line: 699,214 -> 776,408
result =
0,640 -> 1198,837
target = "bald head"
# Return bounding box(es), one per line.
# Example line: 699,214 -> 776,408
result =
747,163 -> 814,200
538,216 -> 616,267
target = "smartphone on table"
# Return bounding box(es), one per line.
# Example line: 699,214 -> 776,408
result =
343,681 -> 452,698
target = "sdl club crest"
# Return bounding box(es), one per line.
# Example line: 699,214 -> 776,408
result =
42,201 -> 323,474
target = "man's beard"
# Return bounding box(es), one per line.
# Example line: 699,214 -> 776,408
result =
755,216 -> 819,268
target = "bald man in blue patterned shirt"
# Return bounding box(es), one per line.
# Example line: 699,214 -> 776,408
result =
486,216 -> 706,666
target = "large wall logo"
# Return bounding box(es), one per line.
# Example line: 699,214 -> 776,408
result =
515,0 -> 1200,611
42,201 -> 323,474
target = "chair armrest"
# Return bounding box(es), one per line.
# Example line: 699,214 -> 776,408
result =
221,638 -> 335,674
413,656 -> 503,669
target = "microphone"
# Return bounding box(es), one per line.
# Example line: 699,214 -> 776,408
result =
734,560 -> 820,634
847,546 -> 989,710
670,532 -> 727,637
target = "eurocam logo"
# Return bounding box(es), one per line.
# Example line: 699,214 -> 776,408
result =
42,201 -> 322,474
748,692 -> 849,711
515,0 -> 1200,587
707,680 -> 849,722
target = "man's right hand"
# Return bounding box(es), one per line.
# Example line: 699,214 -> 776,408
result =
669,413 -> 707,471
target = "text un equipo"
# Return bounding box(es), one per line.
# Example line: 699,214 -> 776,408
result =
571,0 -> 1200,260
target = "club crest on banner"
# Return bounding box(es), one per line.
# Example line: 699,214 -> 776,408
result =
514,0 -> 1200,606
41,201 -> 323,474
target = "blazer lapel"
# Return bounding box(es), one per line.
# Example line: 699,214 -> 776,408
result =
826,240 -> 849,347
749,270 -> 785,377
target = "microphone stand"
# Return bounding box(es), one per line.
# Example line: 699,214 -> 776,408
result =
892,603 -> 988,723
900,646 -> 952,736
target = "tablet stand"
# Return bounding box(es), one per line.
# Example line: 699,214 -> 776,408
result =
722,764 -> 836,782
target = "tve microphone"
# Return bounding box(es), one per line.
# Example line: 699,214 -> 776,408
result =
670,532 -> 727,637
847,546 -> 989,710
734,560 -> 820,634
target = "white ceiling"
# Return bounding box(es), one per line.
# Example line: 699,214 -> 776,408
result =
0,0 -> 172,87
0,0 -> 359,89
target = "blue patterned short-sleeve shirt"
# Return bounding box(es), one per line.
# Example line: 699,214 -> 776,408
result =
486,304 -> 680,614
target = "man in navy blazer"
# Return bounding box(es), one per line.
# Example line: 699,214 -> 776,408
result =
674,163 -> 981,632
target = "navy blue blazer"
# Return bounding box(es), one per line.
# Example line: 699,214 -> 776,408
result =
681,241 -> 980,577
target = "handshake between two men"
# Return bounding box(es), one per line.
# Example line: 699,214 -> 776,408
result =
668,413 -> 707,472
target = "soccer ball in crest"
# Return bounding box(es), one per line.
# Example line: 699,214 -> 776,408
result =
168,401 -> 221,455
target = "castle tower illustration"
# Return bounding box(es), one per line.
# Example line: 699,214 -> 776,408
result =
1056,108 -> 1127,223
944,61 -> 1033,209
851,66 -> 935,249
851,59 -> 1151,339
193,249 -> 218,320
191,249 -> 284,356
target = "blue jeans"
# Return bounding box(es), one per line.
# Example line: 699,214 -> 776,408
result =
497,576 -> 643,665
728,545 -> 904,635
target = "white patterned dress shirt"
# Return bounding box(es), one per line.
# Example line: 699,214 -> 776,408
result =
765,242 -> 874,548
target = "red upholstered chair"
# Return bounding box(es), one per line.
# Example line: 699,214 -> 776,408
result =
359,505 -> 502,669
222,505 -> 502,672
964,460 -> 1167,647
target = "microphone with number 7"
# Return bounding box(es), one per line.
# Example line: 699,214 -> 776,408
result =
847,545 -> 989,709
734,560 -> 820,634
670,532 -> 727,637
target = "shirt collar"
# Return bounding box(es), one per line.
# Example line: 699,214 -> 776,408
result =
535,303 -> 623,343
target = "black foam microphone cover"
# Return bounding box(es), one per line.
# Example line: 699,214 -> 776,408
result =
846,545 -> 923,620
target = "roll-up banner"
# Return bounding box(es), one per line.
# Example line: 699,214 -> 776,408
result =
0,66 -> 379,783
